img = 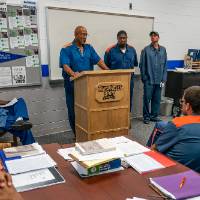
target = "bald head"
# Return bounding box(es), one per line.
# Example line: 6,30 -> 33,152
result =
74,26 -> 87,45
74,26 -> 87,35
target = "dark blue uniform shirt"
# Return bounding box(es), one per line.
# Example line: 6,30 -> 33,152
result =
155,115 -> 200,172
139,44 -> 167,84
59,41 -> 100,91
104,44 -> 138,70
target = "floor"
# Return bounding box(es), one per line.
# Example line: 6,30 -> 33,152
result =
34,116 -> 172,146
2,116 -> 171,146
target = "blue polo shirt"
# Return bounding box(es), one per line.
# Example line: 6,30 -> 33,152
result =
59,41 -> 101,90
155,116 -> 200,172
104,44 -> 138,72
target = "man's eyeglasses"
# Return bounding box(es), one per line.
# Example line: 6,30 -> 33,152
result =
179,99 -> 185,104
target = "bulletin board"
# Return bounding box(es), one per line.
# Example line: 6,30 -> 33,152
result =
0,1 -> 41,88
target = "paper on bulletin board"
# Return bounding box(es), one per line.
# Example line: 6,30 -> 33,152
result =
12,66 -> 26,85
0,11 -> 7,32
16,8 -> 24,29
30,28 -> 38,46
0,32 -> 9,51
16,29 -> 25,49
24,28 -> 32,46
0,1 -> 7,13
0,66 -> 12,87
26,55 -> 39,67
8,16 -> 17,29
23,8 -> 31,28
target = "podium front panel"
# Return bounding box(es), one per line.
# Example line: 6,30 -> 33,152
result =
74,71 -> 131,142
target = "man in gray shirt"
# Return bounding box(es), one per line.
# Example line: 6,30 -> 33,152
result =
139,31 -> 167,124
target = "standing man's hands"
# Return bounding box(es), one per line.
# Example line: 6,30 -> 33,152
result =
97,59 -> 109,70
160,82 -> 165,88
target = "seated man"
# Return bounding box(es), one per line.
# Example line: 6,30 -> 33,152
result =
0,98 -> 35,145
147,86 -> 200,172
0,171 -> 24,200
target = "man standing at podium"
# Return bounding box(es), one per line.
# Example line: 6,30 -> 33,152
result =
104,30 -> 138,111
59,26 -> 108,134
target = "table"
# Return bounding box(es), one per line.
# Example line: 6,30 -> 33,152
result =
21,143 -> 188,200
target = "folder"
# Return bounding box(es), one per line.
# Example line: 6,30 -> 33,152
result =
150,170 -> 200,199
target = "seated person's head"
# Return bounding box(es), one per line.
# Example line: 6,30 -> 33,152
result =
181,86 -> 200,116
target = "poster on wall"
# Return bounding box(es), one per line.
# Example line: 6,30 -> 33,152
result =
0,66 -> 12,87
23,8 -> 31,28
16,29 -> 25,48
8,8 -> 17,29
12,66 -> 26,85
25,49 -> 39,67
16,8 -> 24,29
9,29 -> 18,49
0,11 -> 7,32
0,31 -> 9,51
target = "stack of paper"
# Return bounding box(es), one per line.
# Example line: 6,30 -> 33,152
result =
75,138 -> 116,155
68,139 -> 124,177
124,151 -> 175,174
57,147 -> 75,160
1,143 -> 65,192
114,140 -> 150,157
12,167 -> 65,192
5,154 -> 56,174
70,149 -> 123,177
3,143 -> 45,158
150,170 -> 200,199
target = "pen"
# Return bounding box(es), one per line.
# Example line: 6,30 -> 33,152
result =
179,177 -> 186,189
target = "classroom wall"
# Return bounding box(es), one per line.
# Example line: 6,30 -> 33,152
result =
1,0 -> 200,138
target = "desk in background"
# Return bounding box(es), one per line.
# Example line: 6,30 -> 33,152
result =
165,70 -> 200,116
21,143 -> 188,200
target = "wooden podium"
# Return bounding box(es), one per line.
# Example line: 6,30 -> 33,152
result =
73,69 -> 134,142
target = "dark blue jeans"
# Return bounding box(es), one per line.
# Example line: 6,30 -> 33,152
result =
0,98 -> 35,145
64,80 -> 75,134
143,82 -> 162,120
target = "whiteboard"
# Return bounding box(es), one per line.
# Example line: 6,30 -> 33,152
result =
46,8 -> 154,81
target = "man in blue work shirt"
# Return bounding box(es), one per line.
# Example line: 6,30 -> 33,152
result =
104,30 -> 138,111
60,26 -> 109,135
0,98 -> 35,145
147,86 -> 200,172
139,31 -> 167,124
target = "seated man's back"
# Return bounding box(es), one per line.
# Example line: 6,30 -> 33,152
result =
156,115 -> 200,172
149,86 -> 200,172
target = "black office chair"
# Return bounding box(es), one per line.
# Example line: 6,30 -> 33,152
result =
0,130 -> 18,149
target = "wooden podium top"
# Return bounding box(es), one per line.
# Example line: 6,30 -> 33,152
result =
72,69 -> 134,81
